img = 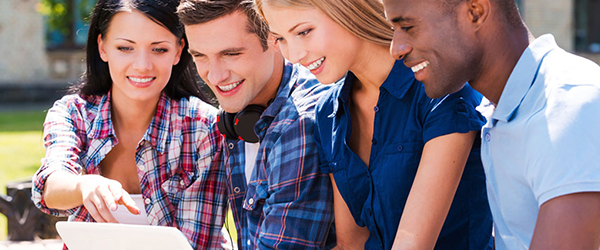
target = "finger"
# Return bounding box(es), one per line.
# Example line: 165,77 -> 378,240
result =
108,181 -> 124,203
95,187 -> 119,223
98,184 -> 118,211
83,199 -> 106,223
118,191 -> 140,215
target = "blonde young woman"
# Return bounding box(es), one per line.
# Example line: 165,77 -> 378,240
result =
257,0 -> 493,249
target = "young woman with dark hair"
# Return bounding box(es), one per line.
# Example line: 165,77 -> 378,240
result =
32,0 -> 229,249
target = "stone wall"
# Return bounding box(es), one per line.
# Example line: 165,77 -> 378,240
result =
521,0 -> 599,64
0,0 -> 49,83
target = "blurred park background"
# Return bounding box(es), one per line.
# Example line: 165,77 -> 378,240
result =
0,0 -> 599,243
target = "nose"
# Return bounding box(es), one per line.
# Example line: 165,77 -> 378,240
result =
132,51 -> 153,72
390,32 -> 412,60
207,60 -> 230,85
282,42 -> 307,65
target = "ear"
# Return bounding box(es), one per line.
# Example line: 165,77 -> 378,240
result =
174,38 -> 184,65
98,34 -> 108,62
467,0 -> 490,28
267,33 -> 281,52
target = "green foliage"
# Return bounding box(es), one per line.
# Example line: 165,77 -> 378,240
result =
0,111 -> 47,241
37,0 -> 96,37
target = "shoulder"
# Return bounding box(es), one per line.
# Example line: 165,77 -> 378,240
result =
536,50 -> 600,123
47,94 -> 103,121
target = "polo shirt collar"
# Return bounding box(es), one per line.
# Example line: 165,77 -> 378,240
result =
493,34 -> 558,122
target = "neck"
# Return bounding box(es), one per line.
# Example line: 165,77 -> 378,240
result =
349,42 -> 396,92
110,92 -> 158,132
250,54 -> 285,107
470,24 -> 532,105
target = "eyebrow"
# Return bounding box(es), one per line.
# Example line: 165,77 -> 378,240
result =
188,47 -> 247,57
288,22 -> 309,33
116,38 -> 171,45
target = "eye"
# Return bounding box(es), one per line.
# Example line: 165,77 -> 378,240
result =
297,28 -> 312,37
224,52 -> 241,56
401,26 -> 414,32
117,46 -> 133,52
274,36 -> 285,43
153,48 -> 168,53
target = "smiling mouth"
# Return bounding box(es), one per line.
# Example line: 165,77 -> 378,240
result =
217,80 -> 243,92
305,57 -> 325,70
411,61 -> 430,73
128,76 -> 155,83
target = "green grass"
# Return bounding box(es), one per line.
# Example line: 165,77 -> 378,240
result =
0,109 -> 238,244
0,110 -> 47,241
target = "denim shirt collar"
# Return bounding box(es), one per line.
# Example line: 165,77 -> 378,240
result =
332,59 -> 415,115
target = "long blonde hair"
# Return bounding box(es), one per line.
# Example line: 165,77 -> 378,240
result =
256,0 -> 393,46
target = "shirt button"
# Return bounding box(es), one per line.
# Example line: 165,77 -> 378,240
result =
372,139 -> 378,145
366,208 -> 372,216
247,239 -> 252,246
179,180 -> 185,186
144,198 -> 151,205
374,106 -> 380,112
248,198 -> 254,205
138,165 -> 145,171
228,143 -> 235,149
397,145 -> 403,151
234,187 -> 241,193
485,133 -> 491,142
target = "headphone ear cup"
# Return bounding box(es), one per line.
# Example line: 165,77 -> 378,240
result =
216,109 -> 238,140
233,104 -> 265,143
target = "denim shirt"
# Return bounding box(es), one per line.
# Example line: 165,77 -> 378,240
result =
316,60 -> 493,249
223,62 -> 335,249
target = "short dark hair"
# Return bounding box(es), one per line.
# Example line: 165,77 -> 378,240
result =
440,0 -> 522,27
71,0 -> 210,102
177,0 -> 270,51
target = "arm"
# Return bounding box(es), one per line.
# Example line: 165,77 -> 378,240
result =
392,131 -> 477,250
44,172 -> 138,222
331,174 -> 369,250
33,97 -> 137,221
250,117 -> 334,249
529,192 -> 600,250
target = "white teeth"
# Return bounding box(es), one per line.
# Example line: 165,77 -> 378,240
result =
217,80 -> 243,92
306,57 -> 325,70
411,61 -> 430,73
128,77 -> 154,83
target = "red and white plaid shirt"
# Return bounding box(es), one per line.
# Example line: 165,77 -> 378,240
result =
32,92 -> 228,249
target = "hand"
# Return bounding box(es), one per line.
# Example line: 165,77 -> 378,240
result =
76,175 -> 140,223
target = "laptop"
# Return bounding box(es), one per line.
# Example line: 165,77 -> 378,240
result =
56,221 -> 194,250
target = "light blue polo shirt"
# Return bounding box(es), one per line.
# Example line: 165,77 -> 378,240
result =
479,34 -> 600,250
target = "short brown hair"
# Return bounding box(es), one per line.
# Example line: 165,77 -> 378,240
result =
177,0 -> 270,50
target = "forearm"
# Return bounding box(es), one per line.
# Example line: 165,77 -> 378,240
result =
43,171 -> 84,210
331,175 -> 369,250
392,132 -> 473,250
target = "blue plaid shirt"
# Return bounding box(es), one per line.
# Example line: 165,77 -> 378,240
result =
222,62 -> 335,249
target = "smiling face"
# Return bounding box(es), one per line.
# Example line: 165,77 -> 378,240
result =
185,11 -> 279,113
261,4 -> 363,84
98,10 -> 183,104
384,0 -> 482,98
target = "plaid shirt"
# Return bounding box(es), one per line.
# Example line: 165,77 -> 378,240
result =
32,92 -> 228,249
223,63 -> 335,249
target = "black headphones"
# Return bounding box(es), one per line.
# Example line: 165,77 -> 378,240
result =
216,104 -> 265,143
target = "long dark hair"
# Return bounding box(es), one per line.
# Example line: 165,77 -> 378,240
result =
71,0 -> 212,103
